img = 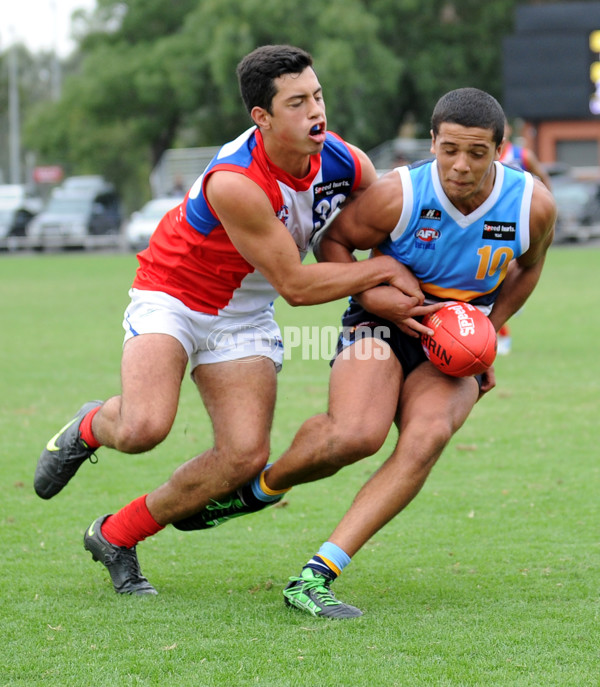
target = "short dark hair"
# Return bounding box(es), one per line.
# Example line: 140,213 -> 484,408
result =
431,88 -> 505,146
237,45 -> 314,115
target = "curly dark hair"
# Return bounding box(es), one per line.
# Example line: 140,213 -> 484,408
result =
431,88 -> 505,146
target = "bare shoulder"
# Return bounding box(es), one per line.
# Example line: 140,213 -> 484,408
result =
205,169 -> 272,229
522,178 -> 556,264
354,169 -> 404,226
531,177 -> 557,220
330,168 -> 404,249
530,178 -> 557,238
205,169 -> 265,206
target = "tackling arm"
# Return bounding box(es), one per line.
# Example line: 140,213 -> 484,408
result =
205,170 -> 422,307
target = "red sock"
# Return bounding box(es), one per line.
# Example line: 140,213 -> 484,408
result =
79,406 -> 102,449
101,495 -> 164,548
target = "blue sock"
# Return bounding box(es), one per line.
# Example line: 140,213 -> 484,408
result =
306,542 -> 351,580
249,464 -> 288,503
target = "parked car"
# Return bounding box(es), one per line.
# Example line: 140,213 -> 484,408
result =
27,181 -> 122,249
552,176 -> 600,242
0,184 -> 43,242
61,175 -> 107,192
124,196 -> 184,251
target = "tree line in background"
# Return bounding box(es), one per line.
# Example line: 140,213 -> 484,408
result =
0,0 -> 555,209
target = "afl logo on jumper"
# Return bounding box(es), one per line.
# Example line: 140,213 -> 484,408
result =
415,227 -> 441,243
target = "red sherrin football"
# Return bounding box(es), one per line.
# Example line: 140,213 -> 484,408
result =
421,301 -> 497,377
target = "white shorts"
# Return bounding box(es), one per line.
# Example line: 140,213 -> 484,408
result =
123,289 -> 284,372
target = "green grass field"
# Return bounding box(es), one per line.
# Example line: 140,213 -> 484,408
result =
1,246 -> 598,686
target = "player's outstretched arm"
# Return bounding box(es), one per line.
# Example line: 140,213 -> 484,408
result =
205,170 -> 418,307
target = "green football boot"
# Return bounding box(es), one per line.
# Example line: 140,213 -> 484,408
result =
283,567 -> 363,619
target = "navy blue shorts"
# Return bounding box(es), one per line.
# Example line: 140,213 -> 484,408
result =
333,300 -> 426,374
333,300 -> 483,387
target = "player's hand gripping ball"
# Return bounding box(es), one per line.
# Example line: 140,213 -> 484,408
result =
421,301 -> 497,377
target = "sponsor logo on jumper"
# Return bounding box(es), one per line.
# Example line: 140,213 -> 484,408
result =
314,178 -> 351,196
482,221 -> 516,240
312,177 -> 352,233
420,208 -> 442,220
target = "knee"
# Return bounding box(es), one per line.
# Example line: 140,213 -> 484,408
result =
217,437 -> 271,486
427,417 -> 454,448
338,430 -> 387,463
316,417 -> 388,472
113,418 -> 171,454
235,446 -> 270,483
408,417 -> 454,458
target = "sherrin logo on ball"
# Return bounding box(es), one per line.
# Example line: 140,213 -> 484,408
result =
421,301 -> 497,377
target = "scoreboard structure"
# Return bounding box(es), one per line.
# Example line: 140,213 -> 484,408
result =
503,2 -> 600,120
502,2 -> 600,166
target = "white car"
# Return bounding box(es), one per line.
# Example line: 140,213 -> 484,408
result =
125,196 -> 184,251
0,184 -> 43,241
27,183 -> 122,249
